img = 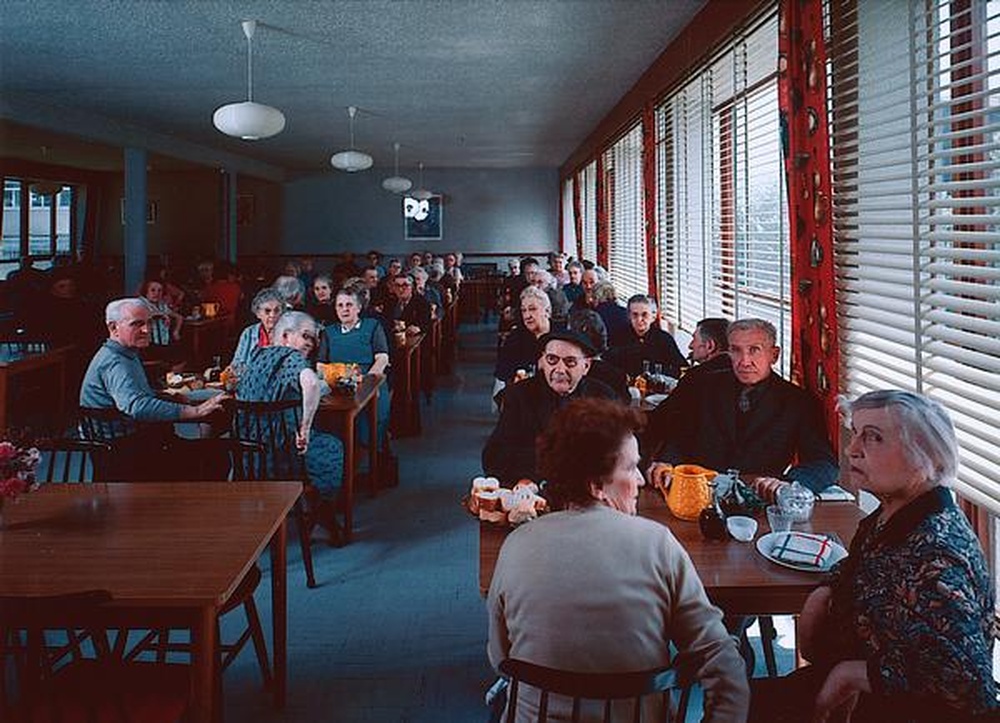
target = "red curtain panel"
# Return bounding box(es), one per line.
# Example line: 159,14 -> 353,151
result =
778,0 -> 840,451
642,103 -> 660,304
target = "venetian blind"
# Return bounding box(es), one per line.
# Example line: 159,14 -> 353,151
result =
603,122 -> 647,300
578,161 -> 598,263
655,6 -> 790,373
828,0 -> 1000,511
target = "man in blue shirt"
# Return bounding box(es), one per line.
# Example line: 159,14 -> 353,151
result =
80,298 -> 229,478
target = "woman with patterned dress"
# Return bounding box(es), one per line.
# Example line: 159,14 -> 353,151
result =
316,287 -> 390,447
230,287 -> 284,369
750,390 -> 997,723
236,311 -> 344,539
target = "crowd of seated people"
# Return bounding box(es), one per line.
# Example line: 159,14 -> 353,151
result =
481,255 -> 998,722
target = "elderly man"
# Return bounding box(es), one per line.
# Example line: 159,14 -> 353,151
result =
388,272 -> 432,334
482,329 -> 616,485
607,294 -> 687,378
79,297 -> 230,477
648,318 -> 838,493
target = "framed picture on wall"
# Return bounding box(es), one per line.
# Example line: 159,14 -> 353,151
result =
403,194 -> 442,240
119,198 -> 157,225
236,194 -> 255,226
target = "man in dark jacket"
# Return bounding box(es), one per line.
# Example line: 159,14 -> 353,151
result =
646,318 -> 838,493
482,330 -> 616,485
388,273 -> 432,333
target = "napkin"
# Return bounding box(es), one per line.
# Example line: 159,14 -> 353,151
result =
771,532 -> 834,568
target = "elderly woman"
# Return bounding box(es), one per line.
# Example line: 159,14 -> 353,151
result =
272,274 -> 306,310
237,311 -> 344,537
530,268 -> 570,324
307,273 -> 337,325
493,286 -> 553,401
317,286 -> 391,446
230,287 -> 284,368
750,390 -> 997,723
488,398 -> 748,721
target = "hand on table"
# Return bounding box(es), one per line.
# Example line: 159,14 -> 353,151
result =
647,462 -> 673,490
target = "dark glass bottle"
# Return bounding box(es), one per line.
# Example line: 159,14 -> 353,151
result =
698,482 -> 728,540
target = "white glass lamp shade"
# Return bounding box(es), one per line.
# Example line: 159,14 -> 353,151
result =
382,175 -> 413,193
213,101 -> 286,140
330,149 -> 374,172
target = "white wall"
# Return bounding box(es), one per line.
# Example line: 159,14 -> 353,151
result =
279,167 -> 558,256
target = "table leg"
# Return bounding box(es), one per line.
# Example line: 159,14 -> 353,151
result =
343,415 -> 355,543
412,343 -> 422,434
270,519 -> 288,709
367,387 -> 379,497
189,605 -> 218,723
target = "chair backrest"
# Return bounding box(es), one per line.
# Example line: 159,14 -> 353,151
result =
78,406 -> 135,442
499,658 -> 680,723
231,399 -> 306,481
35,439 -> 113,484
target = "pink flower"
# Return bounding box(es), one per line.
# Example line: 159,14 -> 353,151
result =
0,442 -> 16,462
0,476 -> 27,499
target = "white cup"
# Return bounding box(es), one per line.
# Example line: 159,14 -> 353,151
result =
726,515 -> 758,542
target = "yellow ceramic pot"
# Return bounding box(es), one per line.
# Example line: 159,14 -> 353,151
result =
663,464 -> 717,521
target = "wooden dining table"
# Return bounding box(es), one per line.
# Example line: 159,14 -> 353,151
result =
390,332 -> 424,438
0,480 -> 301,723
479,488 -> 865,615
183,314 -> 232,367
316,373 -> 384,542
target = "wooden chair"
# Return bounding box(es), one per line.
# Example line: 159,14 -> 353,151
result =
230,399 -> 319,588
498,658 -> 683,723
122,439 -> 273,712
35,438 -> 113,484
0,590 -> 189,723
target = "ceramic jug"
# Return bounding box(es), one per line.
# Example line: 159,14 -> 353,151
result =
663,464 -> 717,521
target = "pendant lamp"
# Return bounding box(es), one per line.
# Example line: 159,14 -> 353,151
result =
213,20 -> 286,140
330,106 -> 374,172
410,161 -> 433,201
381,142 -> 413,193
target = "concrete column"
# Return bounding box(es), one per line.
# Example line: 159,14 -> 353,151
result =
123,147 -> 148,295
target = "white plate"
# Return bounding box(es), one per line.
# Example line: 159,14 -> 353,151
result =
756,531 -> 848,573
644,393 -> 669,407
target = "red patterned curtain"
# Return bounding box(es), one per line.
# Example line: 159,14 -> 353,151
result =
595,155 -> 609,269
572,172 -> 584,261
778,0 -> 839,451
642,103 -> 659,301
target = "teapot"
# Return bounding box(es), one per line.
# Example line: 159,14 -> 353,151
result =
660,464 -> 717,521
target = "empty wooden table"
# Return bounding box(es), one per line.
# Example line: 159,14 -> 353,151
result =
0,480 -> 301,723
317,373 -> 384,542
480,488 -> 864,615
390,332 -> 423,437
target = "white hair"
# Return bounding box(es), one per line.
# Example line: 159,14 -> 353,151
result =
105,297 -> 147,324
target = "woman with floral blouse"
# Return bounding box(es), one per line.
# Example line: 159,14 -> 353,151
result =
750,390 -> 997,723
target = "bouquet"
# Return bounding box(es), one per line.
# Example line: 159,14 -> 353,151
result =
0,439 -> 40,501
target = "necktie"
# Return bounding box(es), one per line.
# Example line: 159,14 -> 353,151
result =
738,386 -> 752,414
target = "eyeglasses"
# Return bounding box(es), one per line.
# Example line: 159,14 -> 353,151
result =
542,353 -> 586,369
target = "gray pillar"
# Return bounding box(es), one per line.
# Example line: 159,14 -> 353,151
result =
123,147 -> 148,295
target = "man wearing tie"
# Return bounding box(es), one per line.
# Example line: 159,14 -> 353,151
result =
648,318 -> 838,493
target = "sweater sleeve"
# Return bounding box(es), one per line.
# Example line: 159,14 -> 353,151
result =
102,358 -> 181,422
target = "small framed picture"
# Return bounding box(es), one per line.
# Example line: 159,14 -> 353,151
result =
120,198 -> 157,225
403,195 -> 442,240
237,194 -> 256,226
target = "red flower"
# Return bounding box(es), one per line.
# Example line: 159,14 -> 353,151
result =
0,476 -> 28,499
0,441 -> 16,462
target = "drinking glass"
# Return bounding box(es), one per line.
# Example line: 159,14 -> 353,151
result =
766,504 -> 795,533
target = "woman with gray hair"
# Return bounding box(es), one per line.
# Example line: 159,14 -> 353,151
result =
236,310 -> 345,542
230,287 -> 285,368
493,286 -> 553,403
272,274 -> 306,309
750,390 -> 997,722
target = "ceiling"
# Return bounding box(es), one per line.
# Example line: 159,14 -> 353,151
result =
0,0 -> 704,177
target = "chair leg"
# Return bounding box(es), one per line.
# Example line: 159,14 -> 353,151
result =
759,615 -> 779,677
294,501 -> 317,589
244,598 -> 272,689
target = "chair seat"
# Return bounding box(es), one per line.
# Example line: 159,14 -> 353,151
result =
21,659 -> 189,723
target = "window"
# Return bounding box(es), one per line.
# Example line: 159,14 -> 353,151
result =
828,0 -> 1000,513
577,161 -> 598,263
0,178 -> 75,270
655,7 -> 790,372
603,122 -> 647,300
561,177 -> 577,256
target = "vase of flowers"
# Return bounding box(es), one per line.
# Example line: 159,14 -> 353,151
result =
0,439 -> 40,525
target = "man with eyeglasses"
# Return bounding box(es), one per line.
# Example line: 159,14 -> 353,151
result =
388,273 -> 432,334
79,297 -> 230,478
482,329 -> 616,486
